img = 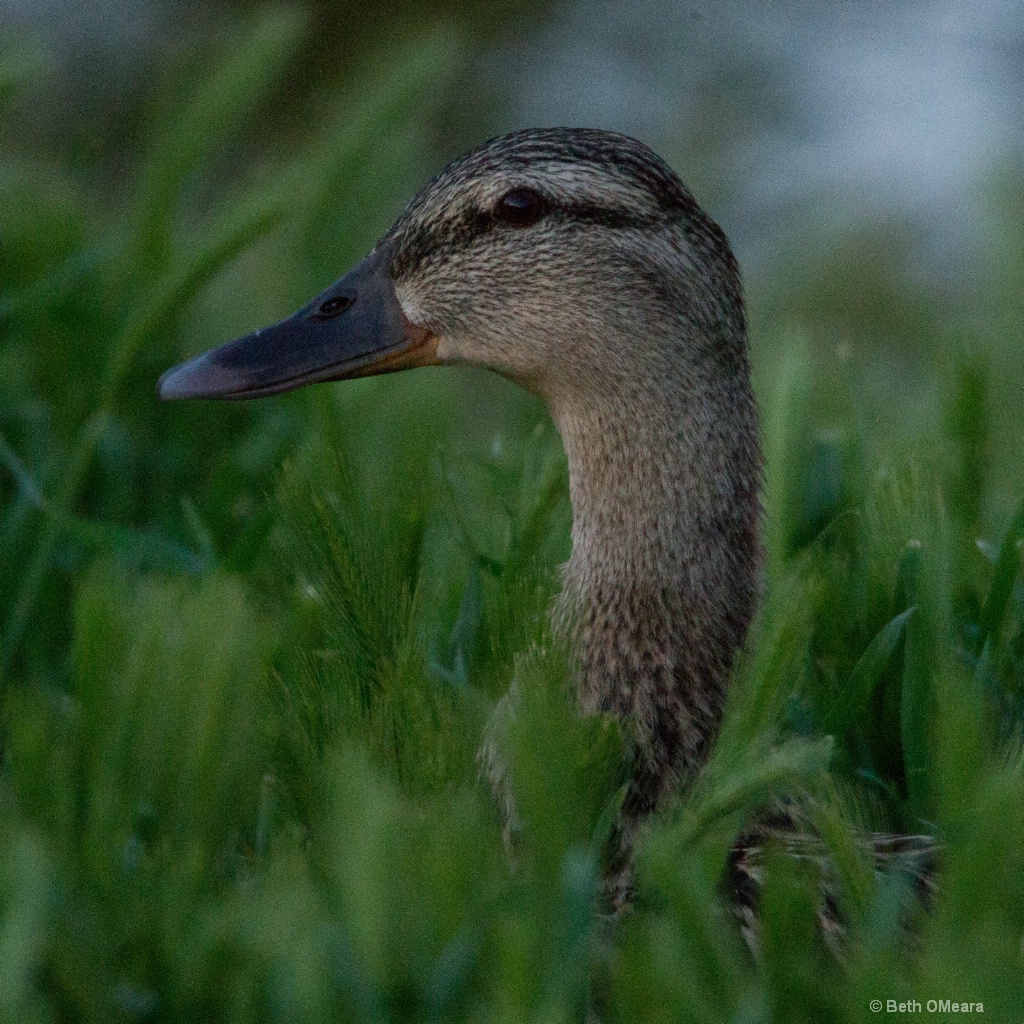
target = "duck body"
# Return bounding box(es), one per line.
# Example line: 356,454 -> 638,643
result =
159,128 -> 771,903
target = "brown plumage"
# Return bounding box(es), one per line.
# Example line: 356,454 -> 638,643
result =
159,127 -> 935,940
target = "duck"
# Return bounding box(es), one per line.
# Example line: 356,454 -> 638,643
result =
158,127 -> 933,937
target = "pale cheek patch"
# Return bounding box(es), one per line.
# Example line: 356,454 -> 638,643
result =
395,282 -> 429,329
396,280 -> 461,362
434,336 -> 459,362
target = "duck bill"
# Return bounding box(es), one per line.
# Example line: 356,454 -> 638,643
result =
157,248 -> 437,401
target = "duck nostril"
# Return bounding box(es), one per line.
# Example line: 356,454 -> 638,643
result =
316,295 -> 353,318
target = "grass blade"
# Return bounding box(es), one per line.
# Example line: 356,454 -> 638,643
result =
841,605 -> 917,724
133,7 -> 307,259
899,542 -> 932,816
976,493 -> 1024,655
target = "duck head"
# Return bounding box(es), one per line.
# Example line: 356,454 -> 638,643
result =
158,128 -> 762,824
157,128 -> 744,408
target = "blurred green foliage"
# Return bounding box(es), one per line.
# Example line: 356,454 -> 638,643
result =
2,9 -> 1024,1022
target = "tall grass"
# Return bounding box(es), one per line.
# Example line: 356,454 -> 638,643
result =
2,13 -> 1023,1022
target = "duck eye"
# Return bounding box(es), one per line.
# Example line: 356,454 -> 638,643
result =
495,187 -> 545,227
316,295 -> 353,318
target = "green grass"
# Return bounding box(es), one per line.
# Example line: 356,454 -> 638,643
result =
2,13 -> 1024,1023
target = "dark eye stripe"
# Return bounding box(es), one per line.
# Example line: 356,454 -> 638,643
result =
391,200 -> 666,278
554,202 -> 663,231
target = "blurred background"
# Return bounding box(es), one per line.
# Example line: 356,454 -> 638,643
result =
1,2 -> 1023,1020
7,0 -> 1024,267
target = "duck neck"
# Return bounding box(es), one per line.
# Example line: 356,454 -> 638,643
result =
549,361 -> 762,812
